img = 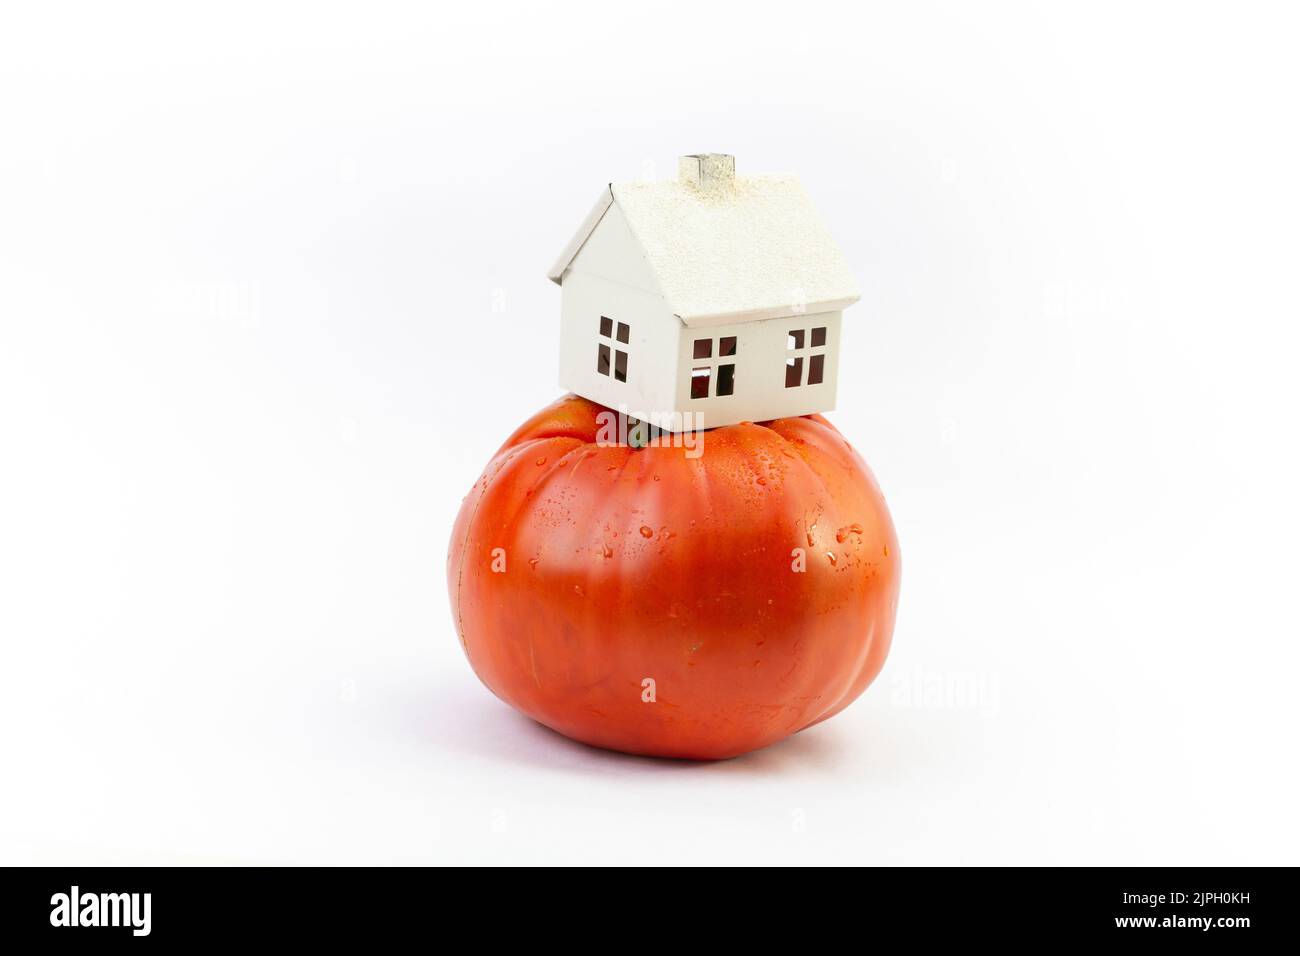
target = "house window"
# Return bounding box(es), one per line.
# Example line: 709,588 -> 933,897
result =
596,316 -> 629,382
785,325 -> 828,387
785,356 -> 803,388
689,336 -> 737,399
716,362 -> 735,396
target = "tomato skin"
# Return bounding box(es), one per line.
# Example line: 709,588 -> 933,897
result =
448,395 -> 900,760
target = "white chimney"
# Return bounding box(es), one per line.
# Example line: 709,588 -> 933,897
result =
679,153 -> 735,191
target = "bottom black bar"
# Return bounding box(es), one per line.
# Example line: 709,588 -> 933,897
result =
2,866 -> 1293,943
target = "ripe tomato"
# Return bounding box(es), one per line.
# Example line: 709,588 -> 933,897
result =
447,395 -> 900,760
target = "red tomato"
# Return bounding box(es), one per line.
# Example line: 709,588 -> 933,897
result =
447,395 -> 901,760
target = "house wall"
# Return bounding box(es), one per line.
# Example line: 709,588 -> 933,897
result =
557,203 -> 680,421
558,273 -> 679,421
673,311 -> 842,429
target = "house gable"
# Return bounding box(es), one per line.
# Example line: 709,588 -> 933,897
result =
565,201 -> 664,297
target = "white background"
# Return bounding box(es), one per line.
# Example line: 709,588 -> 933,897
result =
2,1 -> 1297,865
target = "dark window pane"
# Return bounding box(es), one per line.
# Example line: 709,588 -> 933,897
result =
785,356 -> 803,388
600,316 -> 613,338
693,339 -> 712,359
614,350 -> 627,382
716,363 -> 735,396
616,322 -> 630,344
719,336 -> 737,356
811,326 -> 827,347
788,330 -> 804,350
597,343 -> 611,376
808,353 -> 825,385
691,367 -> 711,399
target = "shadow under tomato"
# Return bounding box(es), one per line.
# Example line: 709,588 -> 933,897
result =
405,672 -> 857,777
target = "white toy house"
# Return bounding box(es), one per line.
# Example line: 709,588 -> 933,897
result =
549,154 -> 860,432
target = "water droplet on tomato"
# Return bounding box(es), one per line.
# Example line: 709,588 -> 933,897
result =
535,457 -> 547,466
825,551 -> 837,566
835,523 -> 864,543
639,526 -> 653,538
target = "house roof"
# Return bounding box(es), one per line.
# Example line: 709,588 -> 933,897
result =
548,159 -> 860,328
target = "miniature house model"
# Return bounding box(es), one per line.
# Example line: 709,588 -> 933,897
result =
549,154 -> 860,432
